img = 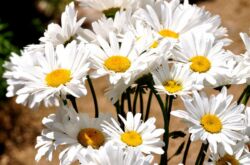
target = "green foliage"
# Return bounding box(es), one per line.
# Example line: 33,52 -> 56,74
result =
0,22 -> 18,99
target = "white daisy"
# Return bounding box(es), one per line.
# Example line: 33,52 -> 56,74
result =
87,32 -> 155,85
80,10 -> 131,43
240,32 -> 250,65
211,51 -> 249,87
39,2 -> 87,46
77,0 -> 138,17
4,41 -> 90,108
245,107 -> 250,143
101,112 -> 165,155
3,50 -> 42,98
152,59 -> 203,96
77,142 -> 153,165
134,0 -> 229,44
36,105 -> 112,165
134,0 -> 185,42
206,142 -> 250,165
172,32 -> 230,86
171,87 -> 246,154
239,32 -> 250,84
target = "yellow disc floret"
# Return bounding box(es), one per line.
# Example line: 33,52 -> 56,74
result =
45,69 -> 71,87
77,128 -> 105,149
216,154 -> 239,165
150,41 -> 159,48
200,114 -> 222,133
104,56 -> 131,73
121,131 -> 142,147
164,80 -> 183,93
190,56 -> 211,73
158,29 -> 179,39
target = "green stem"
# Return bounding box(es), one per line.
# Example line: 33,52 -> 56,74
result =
126,88 -> 132,113
144,90 -> 153,121
87,76 -> 99,118
132,86 -> 140,115
139,87 -> 144,119
161,95 -> 174,165
182,134 -> 191,164
147,82 -> 168,165
66,95 -> 78,113
238,85 -> 250,105
237,85 -> 250,105
195,143 -> 209,165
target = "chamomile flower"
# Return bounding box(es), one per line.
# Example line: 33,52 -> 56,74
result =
132,0 -> 198,41
4,41 -> 90,108
77,142 -> 153,165
36,106 -> 112,165
207,142 -> 250,165
39,2 -> 87,46
77,0 -> 138,17
81,10 -> 131,43
172,32 -> 230,86
102,112 -> 165,155
88,32 -> 155,85
171,87 -> 246,154
152,59 -> 203,96
245,107 -> 250,142
240,32 -> 250,65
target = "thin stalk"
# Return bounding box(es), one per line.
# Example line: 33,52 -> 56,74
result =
195,143 -> 209,165
132,86 -> 140,115
161,95 -> 174,165
126,88 -> 132,113
66,95 -> 78,113
237,85 -> 250,105
139,87 -> 144,119
87,76 -> 99,118
182,134 -> 192,164
147,83 -> 168,165
145,90 -> 153,121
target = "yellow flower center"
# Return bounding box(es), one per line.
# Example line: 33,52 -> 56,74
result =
164,80 -> 183,93
104,56 -> 131,73
77,128 -> 105,149
45,69 -> 71,87
121,131 -> 142,147
200,114 -> 222,133
190,56 -> 211,73
150,41 -> 159,48
158,29 -> 179,39
216,154 -> 239,165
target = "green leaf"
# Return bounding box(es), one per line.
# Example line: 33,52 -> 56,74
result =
174,141 -> 185,156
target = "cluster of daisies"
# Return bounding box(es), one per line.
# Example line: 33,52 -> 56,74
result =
3,0 -> 250,164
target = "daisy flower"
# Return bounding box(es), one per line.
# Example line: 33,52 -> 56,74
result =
4,41 -> 90,108
172,32 -> 230,86
77,142 -> 153,165
39,2 -> 87,46
36,105 -> 112,165
245,107 -> 250,142
88,32 -> 155,85
240,32 -> 250,65
206,142 -> 250,165
81,10 -> 131,43
102,112 -> 165,155
152,59 -> 203,96
77,0 -> 138,17
171,87 -> 246,154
